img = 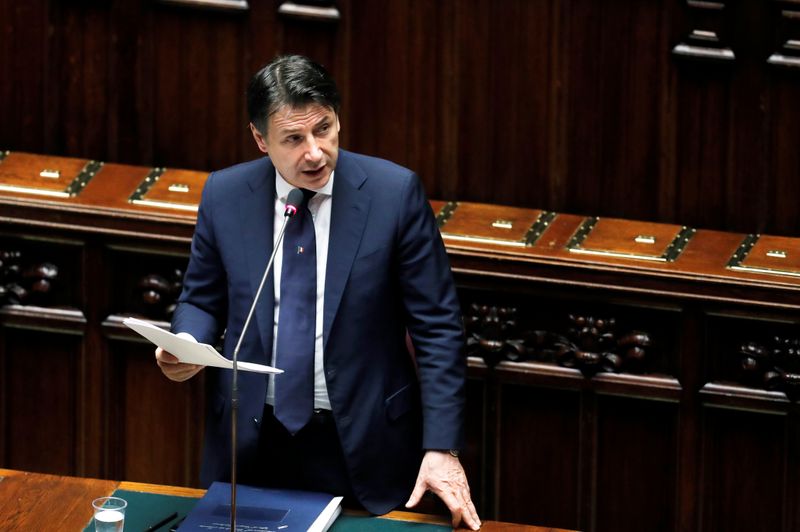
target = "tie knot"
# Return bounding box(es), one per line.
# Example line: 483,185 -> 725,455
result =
301,188 -> 316,205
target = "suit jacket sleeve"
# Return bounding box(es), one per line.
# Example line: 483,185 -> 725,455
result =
172,171 -> 228,344
396,173 -> 466,451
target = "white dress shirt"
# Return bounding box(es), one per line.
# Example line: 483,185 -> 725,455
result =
266,170 -> 334,410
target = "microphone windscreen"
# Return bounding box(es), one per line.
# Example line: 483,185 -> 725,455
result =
285,188 -> 305,217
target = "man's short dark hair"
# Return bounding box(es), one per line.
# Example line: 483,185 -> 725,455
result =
247,55 -> 341,134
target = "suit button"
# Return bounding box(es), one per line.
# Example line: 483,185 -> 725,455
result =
253,417 -> 260,426
339,415 -> 351,427
327,368 -> 337,379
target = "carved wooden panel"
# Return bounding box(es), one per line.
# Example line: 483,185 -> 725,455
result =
0,325 -> 82,475
700,408 -> 786,532
495,384 -> 580,529
595,396 -> 677,532
0,236 -> 75,308
105,244 -> 189,321
105,332 -> 204,486
459,283 -> 679,381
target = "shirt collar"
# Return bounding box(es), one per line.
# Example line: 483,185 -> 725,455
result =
275,169 -> 335,203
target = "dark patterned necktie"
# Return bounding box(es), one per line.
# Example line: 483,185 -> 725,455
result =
274,188 -> 316,434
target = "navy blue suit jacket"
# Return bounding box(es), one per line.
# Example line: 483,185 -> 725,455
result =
172,150 -> 466,514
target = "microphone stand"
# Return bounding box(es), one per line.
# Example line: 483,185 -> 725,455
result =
229,197 -> 298,531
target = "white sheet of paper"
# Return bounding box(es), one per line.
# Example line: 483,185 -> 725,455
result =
123,317 -> 282,375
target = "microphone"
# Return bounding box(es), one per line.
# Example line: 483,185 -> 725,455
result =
229,187 -> 305,531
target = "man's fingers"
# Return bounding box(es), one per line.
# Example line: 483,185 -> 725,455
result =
404,481 -> 427,508
429,476 -> 481,530
155,347 -> 179,364
449,504 -> 464,529
462,497 -> 481,530
155,347 -> 203,381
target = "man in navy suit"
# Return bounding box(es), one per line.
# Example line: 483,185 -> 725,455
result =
155,55 -> 480,530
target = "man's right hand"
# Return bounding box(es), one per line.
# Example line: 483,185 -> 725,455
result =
155,346 -> 205,382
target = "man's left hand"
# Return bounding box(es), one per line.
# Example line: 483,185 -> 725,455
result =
405,450 -> 481,530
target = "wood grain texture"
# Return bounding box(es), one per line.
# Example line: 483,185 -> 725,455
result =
0,469 -> 573,531
2,0 -> 799,237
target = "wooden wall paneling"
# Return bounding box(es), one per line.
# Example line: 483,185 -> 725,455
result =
700,406 -> 786,532
5,1 -> 49,153
179,13 -> 212,171
435,0 -> 460,202
486,0 -> 554,209
81,3 -> 111,159
562,0 -> 666,222
787,408 -> 800,531
724,0 -> 772,235
673,63 -> 733,232
495,383 -> 581,530
699,308 -> 800,531
675,306 -> 703,532
206,11 -> 246,172
464,375 -> 487,516
79,238 -> 110,479
593,395 -> 678,532
105,331 -> 205,487
450,0 -> 492,206
239,0 -> 281,164
769,69 -> 800,236
153,8 -> 186,169
0,321 -> 84,476
59,3 -> 88,157
0,1 -> 10,149
279,18 -> 340,81
343,0 -> 412,169
404,0 -> 440,194
655,0 -> 680,225
767,53 -> 800,236
108,0 -> 154,166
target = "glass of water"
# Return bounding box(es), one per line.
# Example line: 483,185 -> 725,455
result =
92,496 -> 127,532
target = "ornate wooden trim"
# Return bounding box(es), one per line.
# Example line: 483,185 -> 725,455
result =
736,337 -> 800,400
463,304 -> 652,378
0,250 -> 59,307
672,1 -> 735,63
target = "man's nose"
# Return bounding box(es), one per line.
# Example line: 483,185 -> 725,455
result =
305,137 -> 323,161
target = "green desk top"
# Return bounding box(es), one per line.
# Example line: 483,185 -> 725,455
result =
83,488 -> 448,531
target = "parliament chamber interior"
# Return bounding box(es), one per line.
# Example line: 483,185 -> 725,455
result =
2,1 -> 800,531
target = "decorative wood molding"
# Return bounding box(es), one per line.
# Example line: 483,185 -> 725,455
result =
767,2 -> 800,69
672,1 -> 735,63
156,0 -> 249,12
737,337 -> 800,400
136,269 -> 184,320
277,1 -> 341,22
463,304 -> 652,378
0,250 -> 59,307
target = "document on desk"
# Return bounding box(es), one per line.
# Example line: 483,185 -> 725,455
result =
123,317 -> 282,375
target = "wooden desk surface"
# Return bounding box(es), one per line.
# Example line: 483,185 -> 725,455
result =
0,468 -> 576,531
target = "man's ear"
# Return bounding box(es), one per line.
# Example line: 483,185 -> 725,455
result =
250,123 -> 269,154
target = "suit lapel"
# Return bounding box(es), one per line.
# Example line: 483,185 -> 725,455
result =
324,151 -> 370,347
240,158 -> 276,362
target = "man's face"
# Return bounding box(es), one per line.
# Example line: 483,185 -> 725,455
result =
250,103 -> 340,190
